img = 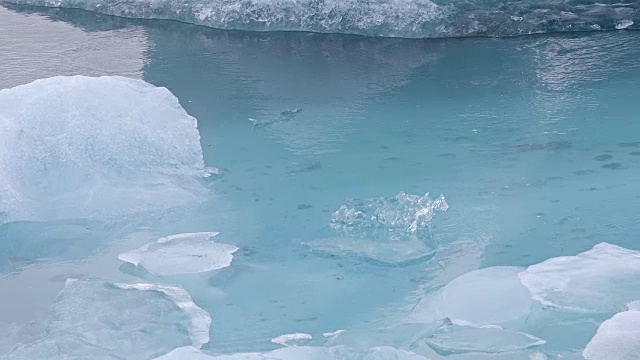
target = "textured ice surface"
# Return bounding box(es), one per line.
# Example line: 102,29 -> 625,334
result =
154,345 -> 429,360
425,323 -> 545,355
583,310 -> 640,360
4,0 -> 640,38
4,279 -> 209,359
412,266 -> 533,326
0,75 -> 208,222
118,232 -> 238,276
518,243 -> 640,313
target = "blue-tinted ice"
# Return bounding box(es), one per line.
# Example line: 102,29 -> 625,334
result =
2,6 -> 640,360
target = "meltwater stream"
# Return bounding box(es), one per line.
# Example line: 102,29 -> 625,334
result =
2,4 -> 640,360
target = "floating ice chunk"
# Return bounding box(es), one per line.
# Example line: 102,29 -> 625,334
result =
412,266 -> 533,326
306,237 -> 435,265
330,192 -> 448,241
583,310 -> 640,360
271,333 -> 313,347
323,330 -> 346,338
0,76 -> 208,222
6,279 -> 208,359
518,243 -> 640,313
118,232 -> 238,276
616,20 -> 634,30
425,323 -> 545,355
204,166 -> 222,178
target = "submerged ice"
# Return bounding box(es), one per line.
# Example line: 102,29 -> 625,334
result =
4,279 -> 210,359
425,323 -> 545,355
307,237 -> 435,265
412,266 -> 533,326
118,232 -> 238,276
0,75 -> 209,222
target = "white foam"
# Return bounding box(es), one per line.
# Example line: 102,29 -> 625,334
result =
118,232 -> 238,276
518,243 -> 640,312
271,333 -> 313,346
583,310 -> 640,360
0,75 -> 208,222
114,282 -> 211,348
330,192 -> 448,241
412,266 -> 533,326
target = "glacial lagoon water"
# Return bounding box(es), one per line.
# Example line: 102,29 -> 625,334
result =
1,3 -> 640,359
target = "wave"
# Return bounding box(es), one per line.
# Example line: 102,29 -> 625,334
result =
3,0 -> 639,38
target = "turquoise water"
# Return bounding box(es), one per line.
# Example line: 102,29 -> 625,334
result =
2,4 -> 640,359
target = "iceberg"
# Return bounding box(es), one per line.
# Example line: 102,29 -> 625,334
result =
118,232 -> 238,276
0,75 -> 209,223
518,243 -> 640,313
582,310 -> 640,360
4,279 -> 210,359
